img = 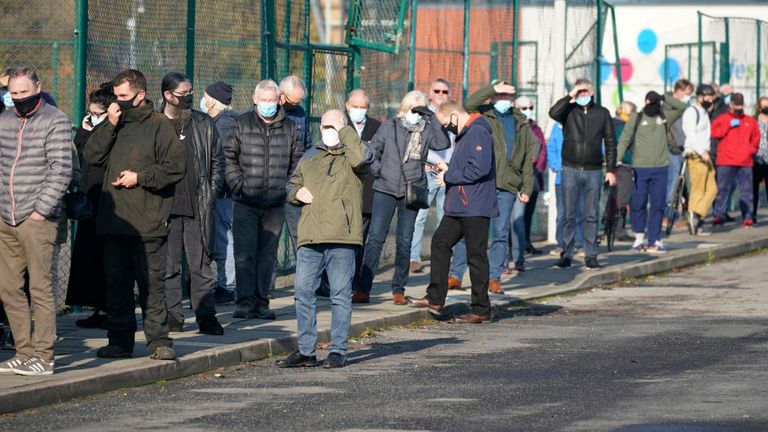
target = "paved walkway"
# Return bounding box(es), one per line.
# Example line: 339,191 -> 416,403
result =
2,221 -> 767,413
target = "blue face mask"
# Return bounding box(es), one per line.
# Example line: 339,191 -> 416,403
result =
493,100 -> 513,114
257,102 -> 278,118
1,91 -> 13,108
199,97 -> 208,114
348,107 -> 367,124
90,115 -> 105,127
576,96 -> 592,107
723,95 -> 731,105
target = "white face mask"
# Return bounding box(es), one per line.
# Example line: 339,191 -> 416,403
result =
523,109 -> 535,120
91,115 -> 106,126
681,94 -> 692,104
405,110 -> 421,125
321,128 -> 340,148
348,107 -> 367,124
199,96 -> 208,113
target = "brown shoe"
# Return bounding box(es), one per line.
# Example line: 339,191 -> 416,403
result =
405,295 -> 443,312
351,292 -> 370,304
392,294 -> 408,305
447,276 -> 463,291
409,261 -> 423,273
489,279 -> 504,294
453,313 -> 491,324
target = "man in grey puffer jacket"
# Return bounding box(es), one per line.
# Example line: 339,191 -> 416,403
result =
0,66 -> 72,376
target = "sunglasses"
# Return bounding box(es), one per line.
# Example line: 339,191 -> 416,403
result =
519,106 -> 534,111
432,89 -> 449,95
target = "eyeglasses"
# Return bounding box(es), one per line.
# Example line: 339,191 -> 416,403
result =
88,110 -> 107,117
172,89 -> 193,97
432,89 -> 449,95
519,106 -> 534,111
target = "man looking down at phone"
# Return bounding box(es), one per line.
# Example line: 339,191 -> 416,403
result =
407,101 -> 497,323
83,69 -> 185,361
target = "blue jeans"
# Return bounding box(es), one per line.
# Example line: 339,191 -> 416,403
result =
358,191 -> 418,295
488,190 -> 526,280
666,153 -> 684,207
555,184 -> 584,250
450,238 -> 467,279
714,166 -> 754,220
410,171 -> 446,263
562,166 -> 602,259
294,244 -> 355,356
631,167 -> 668,245
213,197 -> 234,288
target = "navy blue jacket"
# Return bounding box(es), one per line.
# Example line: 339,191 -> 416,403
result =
443,115 -> 498,218
285,105 -> 312,150
213,110 -> 238,196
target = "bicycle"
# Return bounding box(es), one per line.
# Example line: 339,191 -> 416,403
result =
666,160 -> 689,236
600,181 -> 621,251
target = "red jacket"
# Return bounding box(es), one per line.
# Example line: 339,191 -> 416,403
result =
711,112 -> 761,167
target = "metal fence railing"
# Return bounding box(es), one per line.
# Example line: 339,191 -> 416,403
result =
0,0 -> 620,281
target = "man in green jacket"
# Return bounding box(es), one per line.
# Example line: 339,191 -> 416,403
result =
84,69 -> 185,361
276,109 -> 371,369
450,81 -> 535,294
617,90 -> 686,253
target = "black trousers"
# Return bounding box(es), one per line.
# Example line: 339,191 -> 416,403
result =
103,235 -> 172,353
427,216 -> 491,317
753,164 -> 768,218
164,216 -> 217,321
233,202 -> 284,309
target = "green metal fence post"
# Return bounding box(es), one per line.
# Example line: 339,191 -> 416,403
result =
350,46 -> 361,90
462,0 -> 470,100
722,17 -> 730,84
756,21 -> 762,100
52,42 -> 60,104
595,0 -> 603,104
490,42 -> 499,82
73,0 -> 88,125
511,0 -> 519,87
698,12 -> 703,85
262,0 -> 277,80
407,0 -> 418,92
186,0 -> 196,81
610,4 -> 622,102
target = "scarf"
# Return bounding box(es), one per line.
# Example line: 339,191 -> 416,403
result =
401,117 -> 426,163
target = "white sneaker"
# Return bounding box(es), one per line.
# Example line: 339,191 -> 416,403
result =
11,357 -> 54,376
0,356 -> 28,374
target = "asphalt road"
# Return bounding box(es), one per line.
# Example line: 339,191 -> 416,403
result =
1,253 -> 767,432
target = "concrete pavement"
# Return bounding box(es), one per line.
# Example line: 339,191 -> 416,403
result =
1,221 -> 767,414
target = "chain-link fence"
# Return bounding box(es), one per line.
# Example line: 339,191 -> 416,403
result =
0,0 -> 619,285
699,13 -> 768,114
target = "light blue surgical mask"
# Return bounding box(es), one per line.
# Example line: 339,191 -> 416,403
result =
90,115 -> 105,127
724,95 -> 731,105
576,96 -> 592,107
2,91 -> 13,108
199,97 -> 208,114
349,107 -> 367,124
493,100 -> 513,114
257,102 -> 278,118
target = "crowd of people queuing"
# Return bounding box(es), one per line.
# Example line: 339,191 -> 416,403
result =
0,62 -> 766,374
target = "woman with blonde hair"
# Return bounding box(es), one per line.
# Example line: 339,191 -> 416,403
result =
353,90 -> 451,305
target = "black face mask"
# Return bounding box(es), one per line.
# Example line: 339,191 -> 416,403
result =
116,92 -> 140,112
175,94 -> 193,110
13,93 -> 41,118
643,103 -> 662,117
761,107 -> 768,115
734,109 -> 744,117
701,100 -> 713,110
444,114 -> 459,135
282,102 -> 299,112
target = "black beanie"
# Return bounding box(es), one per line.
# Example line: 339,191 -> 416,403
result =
205,81 -> 232,105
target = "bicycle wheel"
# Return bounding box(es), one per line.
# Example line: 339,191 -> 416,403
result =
666,175 -> 685,235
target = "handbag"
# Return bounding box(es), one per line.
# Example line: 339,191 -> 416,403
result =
64,190 -> 93,220
393,121 -> 430,210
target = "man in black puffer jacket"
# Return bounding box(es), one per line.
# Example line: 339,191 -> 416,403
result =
225,79 -> 303,320
549,78 -> 617,270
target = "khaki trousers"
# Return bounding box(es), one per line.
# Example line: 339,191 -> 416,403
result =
0,218 -> 57,362
687,155 -> 719,218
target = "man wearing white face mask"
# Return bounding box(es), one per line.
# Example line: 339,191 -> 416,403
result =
277,109 -> 372,369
